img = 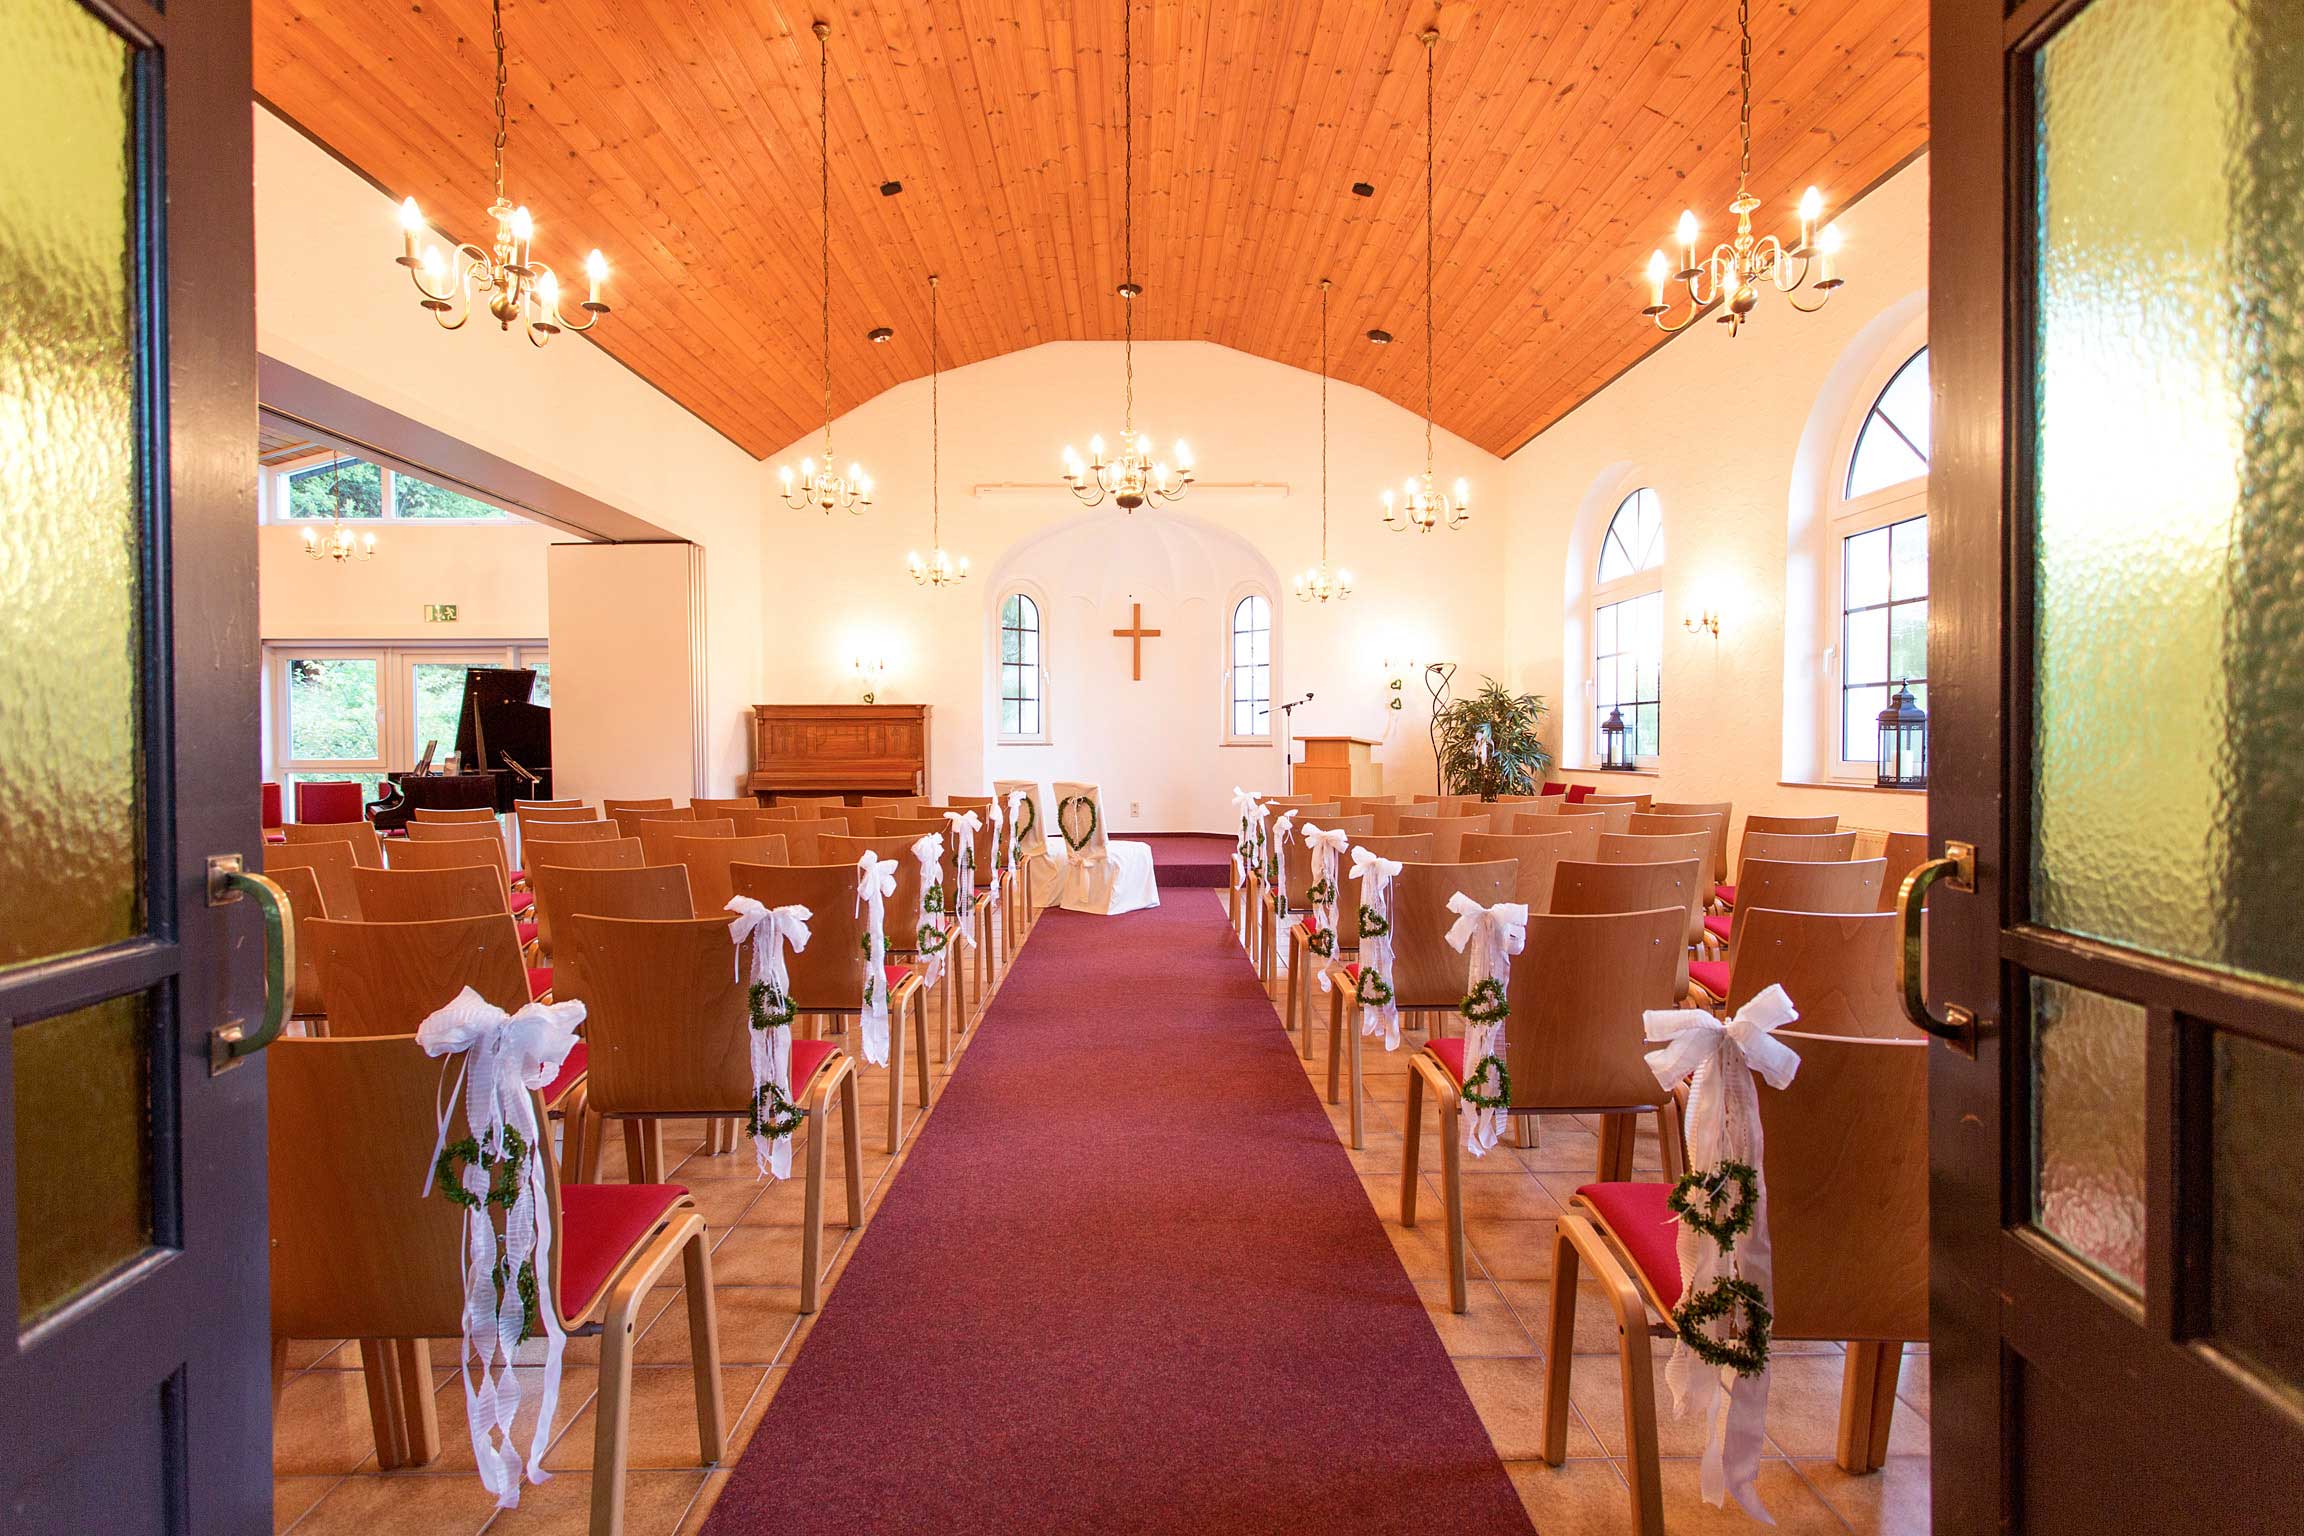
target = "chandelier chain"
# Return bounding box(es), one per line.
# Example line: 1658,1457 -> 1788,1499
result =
1423,27 -> 1436,478
819,24 -> 833,457
930,273 -> 940,543
491,0 -> 508,203
1736,0 -> 1752,190
1319,278 -> 1329,563
1122,0 -> 1135,435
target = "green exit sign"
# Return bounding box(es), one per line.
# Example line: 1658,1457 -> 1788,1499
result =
424,603 -> 459,623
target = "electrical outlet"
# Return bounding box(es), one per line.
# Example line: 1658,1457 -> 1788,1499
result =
1129,801 -> 1140,817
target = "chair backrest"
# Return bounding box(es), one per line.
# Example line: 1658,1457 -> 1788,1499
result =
279,819 -> 383,869
770,817 -> 854,864
1551,857 -> 1703,994
1736,813 -> 1839,874
730,861 -> 871,1011
946,793 -> 995,809
1722,858 -> 1887,958
1737,907 -> 1928,1339
1398,814 -> 1472,863
411,806 -> 497,825
1650,800 -> 1732,884
512,802 -> 594,826
1338,796 -> 1398,816
1510,812 -> 1600,861
293,780 -> 369,825
602,797 -> 676,814
638,816 -> 734,866
1877,831 -> 1929,913
1050,782 -> 1110,859
261,781 -> 284,831
610,806 -> 696,838
1368,803 -> 1415,836
1599,831 -> 1715,941
1503,795 -> 1558,819
880,813 -> 996,887
672,832 -> 790,917
522,834 -> 644,871
872,813 -> 950,841
1628,811 -> 1729,885
557,915 -> 753,1115
384,833 -> 509,882
1460,831 -> 1581,913
746,804 -> 807,822
351,864 -> 509,923
265,838 -> 363,921
1281,815 -> 1375,906
267,862 -> 329,1015
1739,829 -> 1859,868
1582,792 -> 1653,812
819,836 -> 929,944
1505,908 -> 1686,1113
1552,801 -> 1633,834
1386,860 -> 1519,1009
772,794 -> 846,811
691,797 -> 761,818
403,818 -> 505,852
306,914 -> 529,1038
516,818 -> 618,844
1349,832 -> 1434,863
530,862 -> 694,964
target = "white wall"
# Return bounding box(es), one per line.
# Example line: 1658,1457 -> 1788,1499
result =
546,543 -> 703,805
257,520 -> 558,642
754,341 -> 1513,829
252,107 -> 763,795
1501,156 -> 1933,842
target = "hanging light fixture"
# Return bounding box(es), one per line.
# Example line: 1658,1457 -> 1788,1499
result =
908,275 -> 969,588
778,20 -> 874,515
1381,29 -> 1469,535
393,0 -> 610,345
301,452 -> 379,564
1641,0 -> 1845,335
1295,279 -> 1352,603
1060,0 -> 1196,512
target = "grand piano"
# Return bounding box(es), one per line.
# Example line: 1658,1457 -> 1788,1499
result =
370,667 -> 552,828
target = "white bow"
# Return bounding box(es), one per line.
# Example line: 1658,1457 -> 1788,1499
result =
1348,846 -> 1404,1046
1642,983 -> 1803,1524
853,852 -> 898,1066
1233,788 -> 1267,890
1300,823 -> 1352,980
416,988 -> 586,1509
983,796 -> 1007,874
943,812 -> 983,951
909,832 -> 951,984
1302,823 -> 1352,860
1007,787 -> 1039,860
725,897 -> 813,1179
1444,894 -> 1528,1157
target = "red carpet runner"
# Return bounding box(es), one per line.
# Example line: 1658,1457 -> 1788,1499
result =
702,892 -> 1534,1536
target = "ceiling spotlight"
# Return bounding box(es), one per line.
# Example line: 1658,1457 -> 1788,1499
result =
1366,328 -> 1393,345
867,325 -> 894,343
1351,181 -> 1375,197
880,180 -> 903,196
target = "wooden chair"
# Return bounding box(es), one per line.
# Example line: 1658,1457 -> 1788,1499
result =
1582,792 -> 1654,812
1276,814 -> 1376,1037
1878,830 -> 1929,912
524,835 -> 645,873
1244,804 -> 1340,967
1552,800 -> 1634,834
279,819 -> 383,869
1738,829 -> 1860,867
1552,857 -> 1704,1001
732,861 -> 933,1154
528,863 -> 694,970
1544,910 -> 1926,1531
602,797 -> 676,814
745,804 -> 807,822
1461,830 -> 1580,915
267,1032 -> 723,1526
513,803 -> 598,826
771,794 -> 846,812
671,832 -> 789,917
516,818 -> 619,844
760,816 -> 852,864
1719,813 -> 1841,904
265,839 -> 363,922
1692,857 -> 1887,1002
267,862 -> 330,1023
1397,813 -> 1474,864
403,818 -> 504,846
1405,906 -> 1687,1312
828,827 -> 973,1054
383,834 -> 524,915
292,779 -> 369,825
1628,810 -> 1729,888
690,796 -> 762,818
1323,860 -> 1518,1149
1650,799 -> 1733,890
610,806 -> 696,838
637,816 -> 734,867
1598,831 -> 1715,952
1511,812 -> 1600,861
558,914 -> 862,1312
410,806 -> 496,825
350,863 -> 531,955
1338,795 -> 1398,816
1507,796 -> 1560,818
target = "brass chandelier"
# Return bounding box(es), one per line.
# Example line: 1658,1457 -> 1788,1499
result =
1061,0 -> 1196,511
301,453 -> 378,564
1294,280 -> 1351,603
1641,0 -> 1845,335
394,0 -> 610,345
1381,29 -> 1468,535
908,275 -> 969,588
779,20 -> 875,515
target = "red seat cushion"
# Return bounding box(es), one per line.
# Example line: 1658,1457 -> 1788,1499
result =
1540,782 -> 1568,797
1297,915 -> 1319,938
884,963 -> 917,991
1341,961 -> 1361,981
1427,1035 -> 1466,1083
528,966 -> 554,999
293,780 -> 367,825
1702,913 -> 1733,943
1714,883 -> 1737,907
1563,784 -> 1594,804
1576,1181 -> 1682,1307
510,889 -> 536,914
1688,959 -> 1730,999
789,1038 -> 838,1091
558,1182 -> 689,1322
261,781 -> 283,830
541,1040 -> 587,1108
516,918 -> 540,946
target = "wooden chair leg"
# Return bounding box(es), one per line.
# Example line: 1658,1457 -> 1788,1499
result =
886,996 -> 909,1155
838,1064 -> 865,1227
680,1227 -> 728,1463
620,1120 -> 645,1185
357,1338 -> 411,1470
1401,1060 -> 1425,1226
1596,1114 -> 1631,1181
393,1338 -> 439,1464
1439,1088 -> 1467,1313
1543,1222 -> 1581,1464
589,1270 -> 646,1535
581,1111 -> 610,1184
1838,1341 -> 1903,1472
801,1079 -> 829,1314
913,989 -> 932,1121
1347,1004 -> 1366,1151
1285,930 -> 1302,1035
1562,1209 -> 1668,1535
1654,1103 -> 1687,1181
271,1337 -> 290,1416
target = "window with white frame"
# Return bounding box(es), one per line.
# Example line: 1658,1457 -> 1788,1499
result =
997,591 -> 1048,744
1590,487 -> 1664,763
265,642 -> 548,809
265,450 -> 514,524
1832,346 -> 1929,775
1227,592 -> 1274,742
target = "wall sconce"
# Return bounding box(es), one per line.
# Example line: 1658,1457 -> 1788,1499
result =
852,654 -> 887,704
1684,607 -> 1721,639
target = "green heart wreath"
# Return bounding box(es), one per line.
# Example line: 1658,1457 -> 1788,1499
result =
746,1077 -> 808,1142
1057,794 -> 1099,851
489,1254 -> 542,1345
1306,877 -> 1336,906
1461,1052 -> 1511,1109
748,980 -> 797,1031
1357,903 -> 1391,940
1669,1160 -> 1760,1253
1672,1274 -> 1773,1376
916,920 -> 950,956
923,879 -> 947,915
433,1125 -> 529,1211
1015,794 -> 1038,840
1307,926 -> 1337,959
1459,977 -> 1510,1025
1354,966 -> 1395,1007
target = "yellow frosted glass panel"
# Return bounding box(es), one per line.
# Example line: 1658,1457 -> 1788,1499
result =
14,992 -> 154,1324
0,0 -> 143,971
2029,978 -> 2147,1293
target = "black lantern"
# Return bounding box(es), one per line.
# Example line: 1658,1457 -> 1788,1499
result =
1600,707 -> 1631,772
1875,682 -> 1928,789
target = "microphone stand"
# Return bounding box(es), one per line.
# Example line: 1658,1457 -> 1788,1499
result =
1278,692 -> 1315,793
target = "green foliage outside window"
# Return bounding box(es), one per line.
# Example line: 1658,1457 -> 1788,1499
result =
287,459 -> 383,519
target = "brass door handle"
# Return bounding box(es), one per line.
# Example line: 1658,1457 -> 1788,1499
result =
207,857 -> 295,1073
1896,841 -> 1974,1043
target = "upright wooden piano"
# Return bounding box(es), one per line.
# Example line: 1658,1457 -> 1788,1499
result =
746,704 -> 930,803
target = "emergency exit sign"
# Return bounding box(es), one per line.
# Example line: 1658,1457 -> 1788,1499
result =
424,603 -> 459,623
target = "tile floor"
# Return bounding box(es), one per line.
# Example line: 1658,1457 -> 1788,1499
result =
272,890 -> 1928,1536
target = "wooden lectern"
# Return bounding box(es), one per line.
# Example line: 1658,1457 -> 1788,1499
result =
1292,736 -> 1382,800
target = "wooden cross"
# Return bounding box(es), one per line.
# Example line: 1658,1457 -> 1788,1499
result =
1112,601 -> 1162,682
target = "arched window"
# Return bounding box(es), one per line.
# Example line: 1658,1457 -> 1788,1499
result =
1591,488 -> 1664,764
1228,592 -> 1273,741
998,591 -> 1046,743
1833,347 -> 1929,771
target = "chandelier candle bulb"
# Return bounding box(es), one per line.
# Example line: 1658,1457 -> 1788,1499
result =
1677,209 -> 1701,276
1797,185 -> 1823,250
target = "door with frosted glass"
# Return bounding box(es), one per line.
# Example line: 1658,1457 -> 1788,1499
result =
1926,0 -> 2304,1529
0,0 -> 266,1528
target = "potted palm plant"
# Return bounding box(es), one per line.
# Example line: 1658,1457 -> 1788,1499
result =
1434,678 -> 1553,799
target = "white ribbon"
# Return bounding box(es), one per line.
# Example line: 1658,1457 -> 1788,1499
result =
1231,786 -> 1263,888
984,795 -> 1008,876
1443,893 -> 1528,1157
942,811 -> 982,951
415,988 -> 585,1509
1642,983 -> 1804,1524
1008,786 -> 1041,862
1265,809 -> 1300,973
1348,846 -> 1403,1046
853,851 -> 898,1066
909,832 -> 950,989
725,897 -> 812,1180
1301,823 -> 1351,974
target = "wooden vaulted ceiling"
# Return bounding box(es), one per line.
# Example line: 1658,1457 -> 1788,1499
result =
252,0 -> 1929,460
